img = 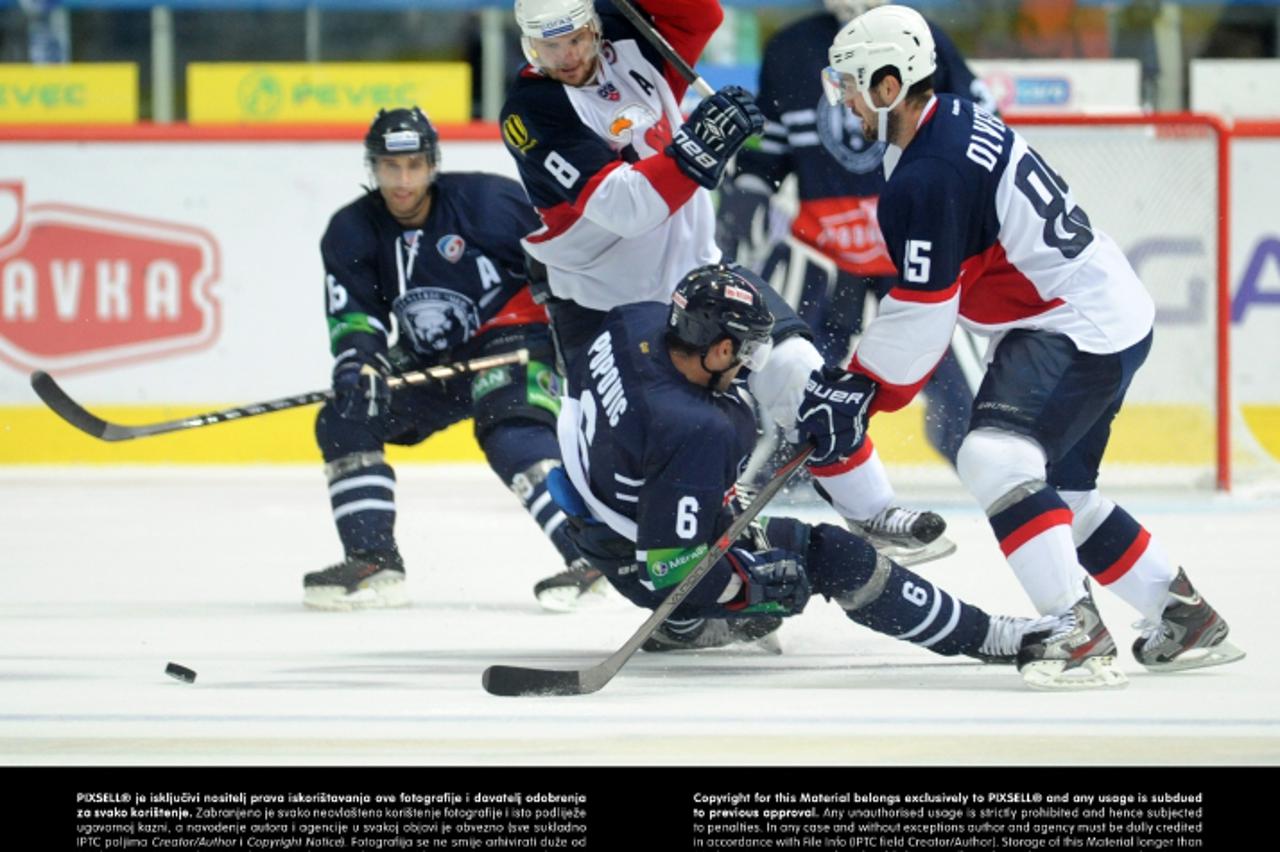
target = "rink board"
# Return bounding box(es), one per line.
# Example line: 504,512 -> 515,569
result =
1,129 -> 1278,479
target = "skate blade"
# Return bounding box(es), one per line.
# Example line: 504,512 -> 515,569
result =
872,535 -> 958,568
1021,656 -> 1129,691
1142,641 -> 1246,673
303,580 -> 410,611
534,577 -> 610,613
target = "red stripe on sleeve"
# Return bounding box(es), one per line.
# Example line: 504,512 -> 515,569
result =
887,280 -> 959,304
476,287 -> 549,335
632,153 -> 700,212
848,354 -> 931,414
808,435 -> 876,477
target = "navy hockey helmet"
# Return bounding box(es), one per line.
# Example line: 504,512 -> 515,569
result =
668,264 -> 775,372
364,106 -> 440,168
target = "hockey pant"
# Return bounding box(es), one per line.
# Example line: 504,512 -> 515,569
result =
315,325 -> 581,566
956,328 -> 1175,619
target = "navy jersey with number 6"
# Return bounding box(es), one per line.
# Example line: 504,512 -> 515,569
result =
557,302 -> 758,591
853,95 -> 1155,412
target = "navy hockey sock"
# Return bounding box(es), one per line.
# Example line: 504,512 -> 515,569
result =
1075,503 -> 1148,584
326,455 -> 397,555
808,523 -> 988,656
316,405 -> 398,555
481,423 -> 580,565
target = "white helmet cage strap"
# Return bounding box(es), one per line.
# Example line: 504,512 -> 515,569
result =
514,0 -> 602,70
826,5 -> 937,137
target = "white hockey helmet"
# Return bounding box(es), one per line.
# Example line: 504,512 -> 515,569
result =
824,4 -> 935,137
514,0 -> 602,69
823,0 -> 887,25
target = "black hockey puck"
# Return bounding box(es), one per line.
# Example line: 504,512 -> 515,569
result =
164,662 -> 197,684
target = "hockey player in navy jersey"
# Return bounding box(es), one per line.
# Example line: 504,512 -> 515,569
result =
501,0 -> 956,591
305,107 -> 604,612
551,263 -> 1047,659
824,5 -> 1244,688
724,0 -> 994,467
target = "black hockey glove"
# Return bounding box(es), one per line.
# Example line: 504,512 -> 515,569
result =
666,86 -> 765,190
724,547 -> 810,615
332,351 -> 393,424
796,366 -> 877,467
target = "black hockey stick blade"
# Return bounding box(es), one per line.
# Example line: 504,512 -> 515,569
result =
481,445 -> 814,697
30,371 -> 112,439
482,666 -> 583,698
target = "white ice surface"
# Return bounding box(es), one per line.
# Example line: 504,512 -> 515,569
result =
2,466 -> 1277,766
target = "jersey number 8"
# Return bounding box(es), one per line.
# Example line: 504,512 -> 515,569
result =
1014,148 -> 1095,260
544,151 -> 581,190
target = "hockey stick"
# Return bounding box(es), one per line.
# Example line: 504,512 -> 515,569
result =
29,349 -> 530,442
612,0 -> 715,98
482,444 -> 814,697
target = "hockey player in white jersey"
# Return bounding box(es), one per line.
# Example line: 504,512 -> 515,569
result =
501,0 -> 955,592
824,4 -> 1245,689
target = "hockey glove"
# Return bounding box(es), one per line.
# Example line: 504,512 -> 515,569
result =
724,547 -> 810,615
666,86 -> 765,190
332,350 -> 393,424
796,367 -> 876,467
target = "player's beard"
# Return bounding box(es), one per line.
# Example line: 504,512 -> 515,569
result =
384,184 -> 431,226
861,108 -> 899,144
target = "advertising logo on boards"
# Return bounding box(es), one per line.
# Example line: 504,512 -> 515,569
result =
0,182 -> 222,374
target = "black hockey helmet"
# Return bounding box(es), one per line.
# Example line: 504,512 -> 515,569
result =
364,106 -> 440,167
668,264 -> 775,371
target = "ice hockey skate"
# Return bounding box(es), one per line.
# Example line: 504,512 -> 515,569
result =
533,558 -> 610,613
966,614 -> 1059,665
1016,588 -> 1128,690
846,506 -> 956,567
303,549 -> 408,611
642,616 -> 784,654
1132,568 -> 1245,673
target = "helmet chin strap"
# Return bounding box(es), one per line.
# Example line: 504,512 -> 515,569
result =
871,85 -> 909,177
700,344 -> 739,391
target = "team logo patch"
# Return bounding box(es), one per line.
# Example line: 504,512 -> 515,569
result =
724,285 -> 754,305
436,234 -> 466,263
597,82 -> 620,101
815,93 -> 885,174
502,114 -> 537,155
382,130 -> 421,153
607,104 -> 659,150
392,287 -> 480,354
539,16 -> 575,38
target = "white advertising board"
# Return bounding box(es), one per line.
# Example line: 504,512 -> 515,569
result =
0,139 -> 521,406
969,59 -> 1142,114
1191,60 -> 1280,120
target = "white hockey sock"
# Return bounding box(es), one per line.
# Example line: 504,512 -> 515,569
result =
1062,491 -> 1178,624
810,440 -> 894,521
1101,535 -> 1178,623
1005,524 -> 1088,616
